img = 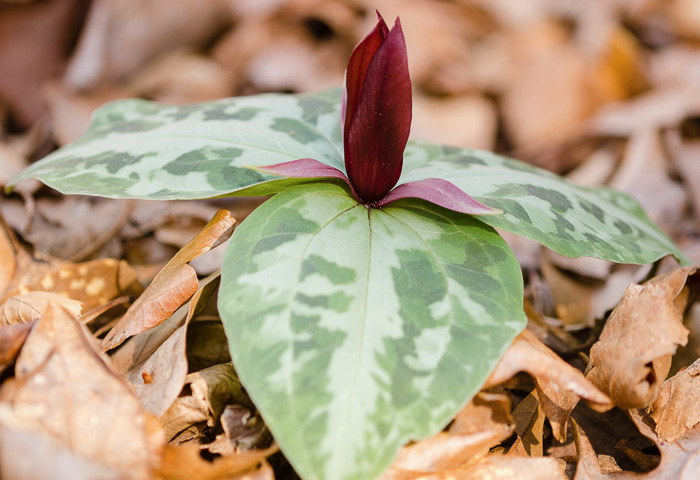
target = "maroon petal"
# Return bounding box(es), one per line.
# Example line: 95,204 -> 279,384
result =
254,158 -> 360,197
376,178 -> 502,215
255,158 -> 350,182
344,17 -> 412,204
343,13 -> 389,133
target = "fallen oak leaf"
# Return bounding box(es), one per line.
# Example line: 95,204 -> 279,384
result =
380,392 -> 514,478
102,209 -> 234,350
0,304 -> 162,479
154,443 -> 276,480
111,275 -> 221,417
508,391 -> 546,457
485,330 -> 612,441
0,322 -> 33,373
586,267 -> 698,410
0,291 -> 82,325
649,357 -> 700,443
571,419 -> 623,479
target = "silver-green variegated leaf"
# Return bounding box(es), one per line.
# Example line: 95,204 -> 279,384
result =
10,88 -> 687,265
9,89 -> 344,199
399,141 -> 691,266
218,182 -> 525,480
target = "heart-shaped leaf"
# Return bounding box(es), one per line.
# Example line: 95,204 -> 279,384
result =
218,182 -> 525,480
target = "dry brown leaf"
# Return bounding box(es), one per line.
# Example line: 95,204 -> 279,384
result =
381,392 -> 514,478
572,419 -> 622,480
485,330 -> 611,441
111,276 -> 220,417
0,305 -> 162,478
501,20 -> 595,150
0,291 -> 82,324
186,319 -> 232,372
160,363 -> 252,444
0,322 -> 33,373
208,405 -> 270,455
586,267 -> 697,410
649,358 -> 700,443
442,455 -> 568,480
154,443 -> 276,480
18,258 -> 143,312
64,0 -> 231,89
0,426 -> 122,480
508,391 -> 546,457
102,209 -> 234,350
608,128 -> 687,232
411,93 -> 497,150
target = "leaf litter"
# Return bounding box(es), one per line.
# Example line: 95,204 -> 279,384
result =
2,0 -> 700,478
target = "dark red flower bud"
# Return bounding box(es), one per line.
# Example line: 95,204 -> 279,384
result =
342,13 -> 411,204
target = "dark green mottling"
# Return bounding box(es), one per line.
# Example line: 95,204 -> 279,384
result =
271,118 -> 320,144
524,184 -> 573,212
301,254 -> 356,285
615,220 -> 633,234
580,199 -> 606,223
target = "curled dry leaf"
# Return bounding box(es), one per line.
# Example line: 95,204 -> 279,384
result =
102,210 -> 235,350
381,391 -> 514,478
586,267 -> 698,410
154,443 -> 276,480
649,358 -> 700,443
571,419 -> 622,480
442,455 -> 568,480
508,391 -> 545,457
207,405 -> 270,455
111,276 -> 220,417
0,305 -> 162,479
485,330 -> 612,441
0,291 -> 81,325
160,363 -> 251,443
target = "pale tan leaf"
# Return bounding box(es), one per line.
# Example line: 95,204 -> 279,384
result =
0,426 -> 122,480
154,443 -> 275,480
453,455 -> 568,480
508,391 -> 545,457
111,276 -> 220,417
486,330 -> 611,441
0,322 -> 33,373
586,267 -> 697,409
0,305 -> 162,478
17,258 -> 143,312
102,210 -> 234,350
0,291 -> 82,325
649,358 -> 700,443
382,393 -> 514,478
572,419 -> 620,480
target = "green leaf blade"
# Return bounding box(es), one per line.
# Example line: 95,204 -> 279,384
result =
218,182 -> 525,480
9,90 -> 345,199
400,141 -> 690,265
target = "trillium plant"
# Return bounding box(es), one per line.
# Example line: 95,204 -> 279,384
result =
10,13 -> 690,480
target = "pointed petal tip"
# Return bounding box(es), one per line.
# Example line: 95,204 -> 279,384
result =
253,159 -> 349,182
377,178 -> 503,216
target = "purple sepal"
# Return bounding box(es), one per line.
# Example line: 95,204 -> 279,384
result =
255,158 -> 349,182
377,178 -> 502,215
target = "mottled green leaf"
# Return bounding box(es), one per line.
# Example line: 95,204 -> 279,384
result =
10,88 -> 686,266
397,141 -> 690,265
8,90 -> 344,199
218,182 -> 525,480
